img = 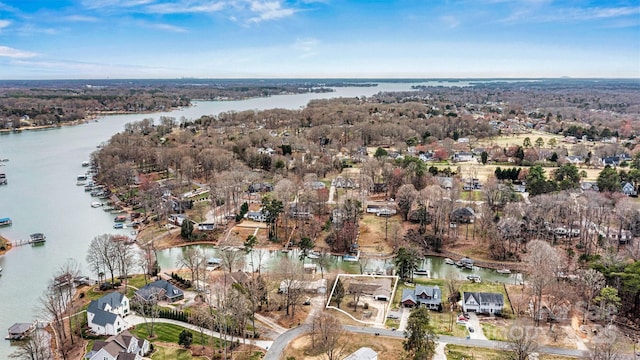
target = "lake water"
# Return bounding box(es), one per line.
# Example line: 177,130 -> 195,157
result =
0,80 -> 498,357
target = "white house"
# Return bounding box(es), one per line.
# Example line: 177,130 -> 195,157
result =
462,292 -> 504,315
85,330 -> 149,360
344,347 -> 378,360
87,292 -> 130,336
246,210 -> 267,222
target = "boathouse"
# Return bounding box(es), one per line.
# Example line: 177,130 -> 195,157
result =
6,322 -> 34,340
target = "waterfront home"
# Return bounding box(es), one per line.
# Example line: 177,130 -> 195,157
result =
462,292 -> 504,315
87,292 -> 130,336
84,330 -> 149,360
135,279 -> 184,302
347,278 -> 393,301
246,210 -> 267,222
401,285 -> 442,310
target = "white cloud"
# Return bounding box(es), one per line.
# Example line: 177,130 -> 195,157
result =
501,4 -> 640,23
63,15 -> 100,22
145,1 -> 226,14
0,46 -> 37,58
145,22 -> 188,32
247,1 -> 296,23
81,0 -> 155,9
0,19 -> 10,29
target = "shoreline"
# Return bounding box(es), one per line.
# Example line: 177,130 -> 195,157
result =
0,234 -> 12,255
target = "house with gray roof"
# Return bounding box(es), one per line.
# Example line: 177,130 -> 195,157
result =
87,292 -> 129,336
462,292 -> 504,315
135,279 -> 184,303
401,285 -> 442,310
84,330 -> 149,360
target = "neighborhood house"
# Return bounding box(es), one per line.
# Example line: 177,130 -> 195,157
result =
462,292 -> 504,315
84,330 -> 150,360
401,285 -> 442,310
135,279 -> 184,302
87,292 -> 130,336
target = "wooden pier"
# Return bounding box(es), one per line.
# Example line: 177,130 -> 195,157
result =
11,233 -> 46,247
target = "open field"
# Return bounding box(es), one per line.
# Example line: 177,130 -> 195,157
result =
476,130 -> 565,149
358,213 -> 400,255
445,344 -> 578,360
149,346 -> 208,360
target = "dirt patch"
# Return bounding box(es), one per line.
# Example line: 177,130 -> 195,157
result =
358,214 -> 400,255
283,333 -> 404,360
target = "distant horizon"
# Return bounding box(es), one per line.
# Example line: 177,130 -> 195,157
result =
0,1 -> 638,80
1,76 -> 639,82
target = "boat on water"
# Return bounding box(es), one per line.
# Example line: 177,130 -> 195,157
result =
91,202 -> 103,208
467,274 -> 482,283
30,233 -> 46,245
76,174 -> 88,185
0,217 -> 11,227
496,268 -> 512,274
444,258 -> 455,265
415,269 -> 430,276
307,251 -> 321,259
114,215 -> 127,222
81,161 -> 90,167
113,223 -> 125,229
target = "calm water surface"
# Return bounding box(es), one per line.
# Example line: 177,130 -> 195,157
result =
0,81 -> 492,356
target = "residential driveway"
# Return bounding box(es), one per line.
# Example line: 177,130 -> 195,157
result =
433,342 -> 447,360
466,312 -> 488,340
398,306 -> 410,331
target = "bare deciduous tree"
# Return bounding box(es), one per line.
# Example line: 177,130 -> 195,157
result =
310,312 -> 347,360
526,240 -> 561,326
9,329 -> 52,360
503,321 -> 540,360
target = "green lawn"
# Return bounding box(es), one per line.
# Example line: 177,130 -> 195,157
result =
150,347 -> 208,360
445,344 -> 578,360
130,323 -> 222,349
481,323 -> 508,341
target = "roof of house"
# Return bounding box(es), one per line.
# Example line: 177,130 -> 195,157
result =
116,353 -> 137,360
401,285 -> 441,304
88,331 -> 144,359
88,304 -> 119,327
136,279 -> 183,301
344,347 -> 377,360
93,292 -> 126,311
8,323 -> 33,335
463,292 -> 504,304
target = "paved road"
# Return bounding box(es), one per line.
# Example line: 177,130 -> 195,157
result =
342,326 -> 589,358
263,324 -> 311,360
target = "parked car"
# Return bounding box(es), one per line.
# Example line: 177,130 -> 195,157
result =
469,326 -> 475,333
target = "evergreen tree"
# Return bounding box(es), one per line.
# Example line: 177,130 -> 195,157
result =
597,165 -> 621,193
178,329 -> 193,348
180,218 -> 194,240
403,307 -> 438,360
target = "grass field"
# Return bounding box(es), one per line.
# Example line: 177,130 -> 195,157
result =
150,347 -> 208,360
130,323 -> 222,349
445,344 -> 578,360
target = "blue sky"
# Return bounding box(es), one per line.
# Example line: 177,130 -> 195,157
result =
0,0 -> 638,79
